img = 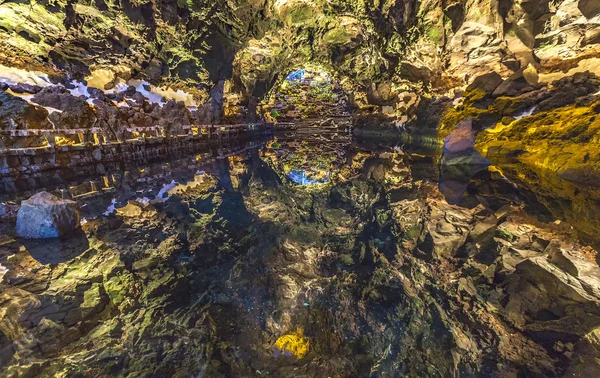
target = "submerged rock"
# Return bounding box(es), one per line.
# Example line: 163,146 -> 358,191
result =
16,192 -> 80,239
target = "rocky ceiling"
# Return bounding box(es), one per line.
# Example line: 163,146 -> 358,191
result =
0,0 -> 599,110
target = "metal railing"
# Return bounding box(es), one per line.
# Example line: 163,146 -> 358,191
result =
0,122 -> 282,152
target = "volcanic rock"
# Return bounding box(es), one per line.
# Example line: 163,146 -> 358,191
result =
466,72 -> 503,95
33,87 -> 96,129
9,83 -> 42,94
0,92 -> 50,130
16,192 -> 80,239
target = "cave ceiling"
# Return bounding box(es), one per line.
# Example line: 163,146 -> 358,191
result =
0,0 -> 599,103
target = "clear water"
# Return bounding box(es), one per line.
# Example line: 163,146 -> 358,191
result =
0,132 -> 598,377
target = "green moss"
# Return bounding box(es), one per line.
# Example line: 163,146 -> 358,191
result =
73,4 -> 115,29
403,224 -> 422,242
103,273 -> 134,307
339,254 -> 354,265
464,88 -> 487,103
476,101 -> 600,156
495,228 -> 513,241
0,2 -> 66,56
474,100 -> 600,241
88,319 -> 120,339
536,37 -> 559,51
323,26 -> 352,45
425,25 -> 443,44
82,283 -> 104,309
439,104 -> 497,139
477,101 -> 600,205
3,33 -> 49,56
286,4 -> 316,25
0,3 -> 66,37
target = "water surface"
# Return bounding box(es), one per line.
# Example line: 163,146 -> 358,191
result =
1,132 -> 599,377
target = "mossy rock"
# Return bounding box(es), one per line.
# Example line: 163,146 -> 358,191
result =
475,100 -> 600,240
425,25 -> 444,45
323,26 -> 353,45
439,103 -> 501,139
492,96 -> 532,116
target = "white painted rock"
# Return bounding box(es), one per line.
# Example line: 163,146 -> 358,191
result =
16,192 -> 80,239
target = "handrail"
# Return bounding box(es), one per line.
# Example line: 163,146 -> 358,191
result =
0,122 -> 282,151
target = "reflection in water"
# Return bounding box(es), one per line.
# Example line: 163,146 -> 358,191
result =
21,229 -> 89,265
438,163 -> 490,205
1,133 -> 600,377
286,170 -> 330,185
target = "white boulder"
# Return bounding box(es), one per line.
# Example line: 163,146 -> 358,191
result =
16,192 -> 80,239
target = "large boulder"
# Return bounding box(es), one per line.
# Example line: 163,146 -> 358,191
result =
16,192 -> 80,239
492,70 -> 536,97
420,201 -> 475,258
579,0 -> 600,18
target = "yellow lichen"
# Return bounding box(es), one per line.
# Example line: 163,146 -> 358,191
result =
492,96 -> 527,115
475,100 -> 600,242
439,104 -> 495,140
274,327 -> 310,358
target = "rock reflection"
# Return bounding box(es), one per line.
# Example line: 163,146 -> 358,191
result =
21,229 -> 89,265
1,135 -> 600,377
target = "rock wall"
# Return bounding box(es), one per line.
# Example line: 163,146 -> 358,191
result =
1,0 -> 599,122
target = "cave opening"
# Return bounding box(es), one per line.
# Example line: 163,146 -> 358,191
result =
261,68 -> 351,126
258,68 -> 353,186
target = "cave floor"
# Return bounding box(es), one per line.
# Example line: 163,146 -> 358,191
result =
1,132 -> 600,377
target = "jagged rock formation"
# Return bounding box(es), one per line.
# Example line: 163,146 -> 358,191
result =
1,0 -> 598,122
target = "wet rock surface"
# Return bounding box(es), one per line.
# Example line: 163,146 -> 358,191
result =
1,137 -> 600,376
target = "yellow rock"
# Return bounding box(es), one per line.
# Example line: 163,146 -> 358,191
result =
523,64 -> 539,86
116,201 -> 143,217
86,68 -> 116,90
274,327 -> 310,358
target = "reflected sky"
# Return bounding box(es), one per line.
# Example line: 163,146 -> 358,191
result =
286,169 -> 330,185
